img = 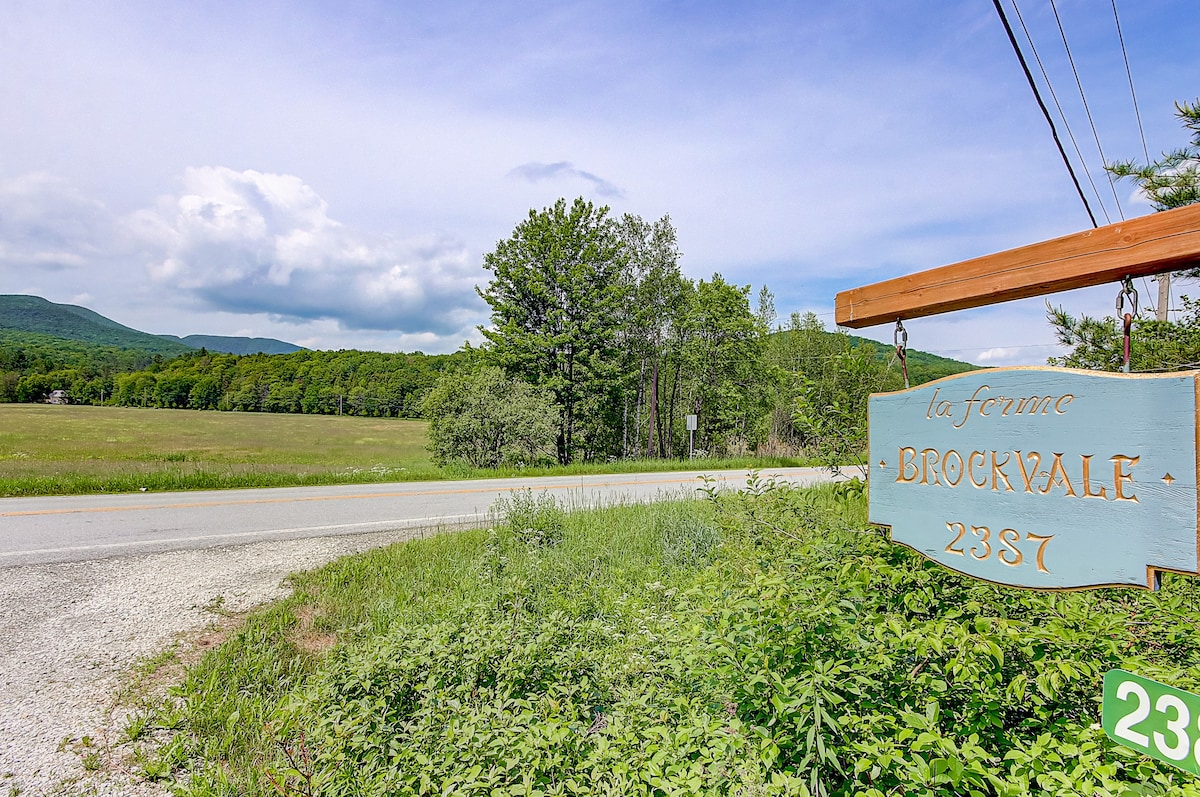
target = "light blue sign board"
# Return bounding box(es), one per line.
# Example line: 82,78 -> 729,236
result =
869,368 -> 1199,589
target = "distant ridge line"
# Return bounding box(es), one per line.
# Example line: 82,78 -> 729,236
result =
0,295 -> 304,355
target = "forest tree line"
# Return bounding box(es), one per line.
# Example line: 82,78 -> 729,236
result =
1,342 -> 460,418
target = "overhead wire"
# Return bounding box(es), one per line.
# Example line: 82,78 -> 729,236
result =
990,0 -> 1098,228
819,2 -> 1161,329
1048,0 -> 1125,220
1009,0 -> 1111,225
999,0 -> 1159,315
1107,0 -> 1158,314
1110,0 -> 1151,165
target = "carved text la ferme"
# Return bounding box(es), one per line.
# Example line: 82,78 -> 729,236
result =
925,385 -> 1074,430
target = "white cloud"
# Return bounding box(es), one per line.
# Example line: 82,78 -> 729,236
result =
1,2 -> 1195,357
0,173 -> 116,271
975,346 -> 1059,365
128,167 -> 486,334
0,168 -> 489,350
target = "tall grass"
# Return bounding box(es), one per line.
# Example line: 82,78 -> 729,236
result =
136,497 -> 726,792
134,483 -> 1200,796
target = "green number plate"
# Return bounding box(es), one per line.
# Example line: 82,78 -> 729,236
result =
1103,669 -> 1200,774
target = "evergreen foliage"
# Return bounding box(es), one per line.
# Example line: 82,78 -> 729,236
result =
1107,99 -> 1200,214
1048,297 -> 1200,372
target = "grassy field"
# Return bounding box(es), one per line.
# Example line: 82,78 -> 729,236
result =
0,405 -> 438,496
119,482 -> 1200,795
0,405 -> 807,497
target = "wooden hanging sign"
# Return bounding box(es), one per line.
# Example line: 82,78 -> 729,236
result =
869,367 -> 1199,589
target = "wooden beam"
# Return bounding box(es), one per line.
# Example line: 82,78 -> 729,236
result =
835,202 -> 1200,329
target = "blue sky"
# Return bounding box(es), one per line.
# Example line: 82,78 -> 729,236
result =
1,0 -> 1197,363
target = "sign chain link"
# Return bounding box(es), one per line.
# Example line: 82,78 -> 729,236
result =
1116,277 -> 1138,373
894,319 -> 909,389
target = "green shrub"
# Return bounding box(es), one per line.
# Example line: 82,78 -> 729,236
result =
149,484 -> 1200,796
494,488 -> 567,549
421,366 -> 559,468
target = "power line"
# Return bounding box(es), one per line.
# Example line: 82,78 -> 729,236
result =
1009,0 -> 1111,225
1111,0 -> 1150,165
1048,0 -> 1125,220
991,0 -> 1098,228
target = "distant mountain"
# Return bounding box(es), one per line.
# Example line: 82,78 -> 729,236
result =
158,334 -> 305,355
0,295 -> 194,356
0,295 -> 304,357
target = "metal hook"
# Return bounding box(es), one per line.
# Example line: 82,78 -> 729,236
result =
894,319 -> 909,389
1116,277 -> 1137,374
1116,276 -> 1138,317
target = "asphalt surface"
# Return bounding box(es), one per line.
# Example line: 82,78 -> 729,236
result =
0,467 -> 834,566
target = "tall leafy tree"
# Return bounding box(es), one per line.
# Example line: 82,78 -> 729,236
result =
680,275 -> 766,452
477,198 -> 628,464
614,213 -> 688,459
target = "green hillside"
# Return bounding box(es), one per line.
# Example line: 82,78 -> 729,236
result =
845,333 -> 979,383
159,334 -> 306,355
0,295 -> 194,356
0,294 -> 304,357
0,328 -> 163,374
766,326 -> 978,387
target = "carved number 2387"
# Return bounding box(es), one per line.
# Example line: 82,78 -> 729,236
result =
945,522 -> 1052,573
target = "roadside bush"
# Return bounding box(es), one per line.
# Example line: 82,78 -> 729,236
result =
702,479 -> 1200,796
421,366 -> 560,468
493,488 -> 567,549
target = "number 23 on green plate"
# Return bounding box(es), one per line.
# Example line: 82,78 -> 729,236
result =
1103,669 -> 1200,775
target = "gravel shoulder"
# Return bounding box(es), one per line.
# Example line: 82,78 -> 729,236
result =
0,525 -> 448,796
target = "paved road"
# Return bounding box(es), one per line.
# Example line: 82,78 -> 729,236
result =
0,467 -> 834,566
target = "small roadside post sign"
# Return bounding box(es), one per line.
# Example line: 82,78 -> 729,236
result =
867,368 -> 1199,590
1103,670 -> 1200,775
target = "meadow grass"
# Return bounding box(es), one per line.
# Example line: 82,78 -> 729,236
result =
0,404 -> 438,496
0,404 -> 807,496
